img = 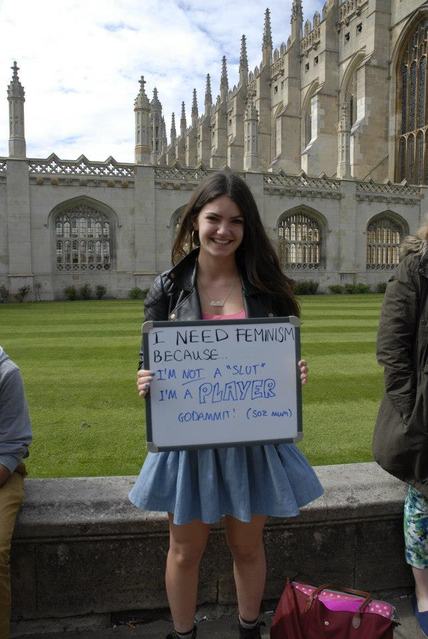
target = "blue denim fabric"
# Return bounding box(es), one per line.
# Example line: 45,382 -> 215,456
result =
129,443 -> 323,525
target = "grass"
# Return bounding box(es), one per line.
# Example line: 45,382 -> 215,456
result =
0,296 -> 384,477
298,296 -> 383,465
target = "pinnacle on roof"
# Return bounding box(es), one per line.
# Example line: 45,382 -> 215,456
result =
292,0 -> 303,22
263,8 -> 272,50
7,60 -> 25,100
205,74 -> 212,112
240,35 -> 248,73
191,89 -> 198,119
180,101 -> 187,134
134,75 -> 150,109
170,112 -> 177,143
151,87 -> 161,109
161,116 -> 167,146
220,56 -> 228,99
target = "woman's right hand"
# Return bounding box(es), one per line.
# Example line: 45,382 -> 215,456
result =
137,369 -> 154,397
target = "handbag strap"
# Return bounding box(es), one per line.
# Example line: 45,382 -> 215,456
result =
305,584 -> 372,613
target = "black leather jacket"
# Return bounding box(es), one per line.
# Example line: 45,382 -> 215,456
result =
143,249 -> 293,323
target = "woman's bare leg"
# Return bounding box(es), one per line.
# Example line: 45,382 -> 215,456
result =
413,567 -> 428,611
165,514 -> 211,633
224,515 -> 267,621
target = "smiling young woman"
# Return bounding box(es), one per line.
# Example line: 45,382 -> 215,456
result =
194,194 -> 244,315
195,194 -> 244,259
129,171 -> 323,639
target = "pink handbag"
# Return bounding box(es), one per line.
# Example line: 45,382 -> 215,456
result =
270,580 -> 398,639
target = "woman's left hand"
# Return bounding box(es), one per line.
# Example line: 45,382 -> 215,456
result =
298,359 -> 308,385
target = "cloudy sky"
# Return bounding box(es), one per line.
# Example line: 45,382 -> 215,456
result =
0,0 -> 324,163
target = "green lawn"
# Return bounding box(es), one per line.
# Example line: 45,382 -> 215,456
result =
298,296 -> 384,465
0,296 -> 384,477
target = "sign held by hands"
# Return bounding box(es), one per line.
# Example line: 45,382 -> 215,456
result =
142,317 -> 302,451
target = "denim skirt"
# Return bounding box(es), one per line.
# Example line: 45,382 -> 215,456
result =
129,443 -> 323,525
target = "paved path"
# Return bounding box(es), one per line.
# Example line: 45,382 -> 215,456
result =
12,592 -> 426,639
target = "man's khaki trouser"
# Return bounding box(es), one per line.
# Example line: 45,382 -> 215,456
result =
0,472 -> 24,639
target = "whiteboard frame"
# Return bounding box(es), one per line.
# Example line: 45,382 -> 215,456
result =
142,316 -> 302,451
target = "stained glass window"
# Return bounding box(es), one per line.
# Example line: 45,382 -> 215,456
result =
401,64 -> 408,135
366,216 -> 403,269
416,132 -> 424,182
55,203 -> 112,271
278,212 -> 321,270
399,137 -> 406,180
407,134 -> 415,182
409,62 -> 417,131
397,18 -> 428,183
418,57 -> 426,127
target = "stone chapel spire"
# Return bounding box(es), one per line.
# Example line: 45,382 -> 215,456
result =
220,56 -> 228,101
244,100 -> 259,171
150,87 -> 162,164
8,61 -> 26,158
161,116 -> 168,155
191,89 -> 198,127
151,87 -> 162,121
134,76 -> 151,163
292,0 -> 303,20
239,35 -> 248,86
170,112 -> 177,145
204,74 -> 212,114
180,102 -> 187,136
262,9 -> 272,66
291,0 -> 303,41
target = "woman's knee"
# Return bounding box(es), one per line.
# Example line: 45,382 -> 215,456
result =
168,542 -> 206,569
167,516 -> 210,570
227,539 -> 264,564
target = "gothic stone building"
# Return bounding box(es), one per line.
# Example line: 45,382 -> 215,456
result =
1,0 -> 428,300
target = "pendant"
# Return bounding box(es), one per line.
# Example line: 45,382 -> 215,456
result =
209,299 -> 225,307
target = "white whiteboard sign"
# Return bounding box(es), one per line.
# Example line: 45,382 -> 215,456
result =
142,317 -> 302,451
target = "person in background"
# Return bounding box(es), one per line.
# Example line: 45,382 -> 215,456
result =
130,172 -> 323,639
0,347 -> 32,639
374,223 -> 428,638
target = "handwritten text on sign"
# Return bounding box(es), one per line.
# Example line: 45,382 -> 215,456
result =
143,318 -> 301,451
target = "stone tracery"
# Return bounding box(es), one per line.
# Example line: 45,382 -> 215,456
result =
1,1 -> 427,300
397,16 -> 428,183
54,203 -> 112,272
278,211 -> 321,271
366,215 -> 405,269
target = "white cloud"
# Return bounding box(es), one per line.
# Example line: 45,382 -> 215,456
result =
0,0 -> 325,162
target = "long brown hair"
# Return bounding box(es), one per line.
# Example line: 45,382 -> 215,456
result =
172,171 -> 299,316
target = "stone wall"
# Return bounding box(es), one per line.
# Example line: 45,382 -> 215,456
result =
1,162 -> 426,301
11,463 -> 412,636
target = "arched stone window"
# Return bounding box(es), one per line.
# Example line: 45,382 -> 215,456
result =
55,203 -> 112,271
366,215 -> 405,269
278,211 -> 321,270
397,17 -> 428,183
